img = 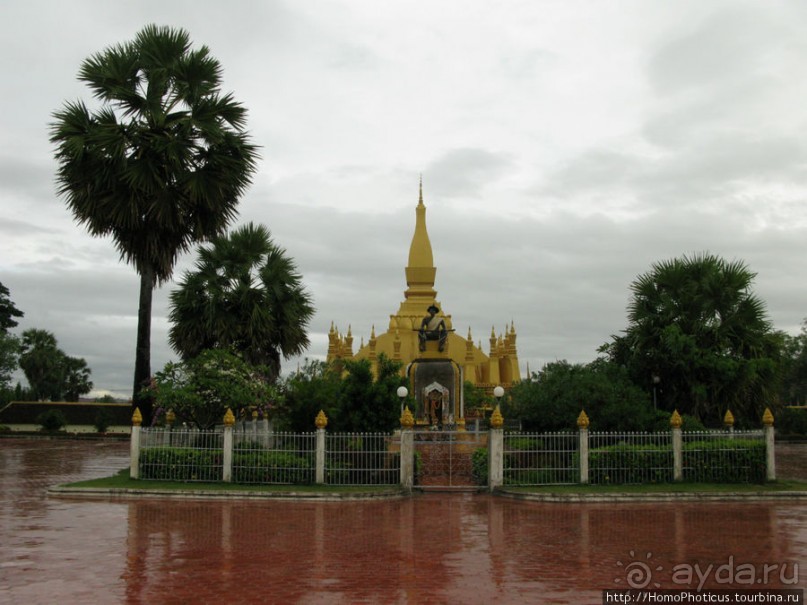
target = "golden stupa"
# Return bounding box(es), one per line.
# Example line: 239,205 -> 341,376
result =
326,181 -> 521,424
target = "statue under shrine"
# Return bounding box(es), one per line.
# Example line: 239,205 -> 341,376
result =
426,389 -> 443,427
418,304 -> 447,352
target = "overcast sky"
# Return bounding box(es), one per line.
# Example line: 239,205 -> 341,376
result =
2,1 -> 806,398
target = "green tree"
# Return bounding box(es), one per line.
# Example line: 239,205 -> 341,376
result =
604,253 -> 780,423
279,360 -> 343,432
334,355 -> 405,433
0,282 -> 23,332
19,329 -> 64,400
508,359 -> 655,431
62,356 -> 94,402
0,333 -> 20,393
51,25 -> 258,424
779,320 -> 807,406
168,222 -> 314,381
149,349 -> 271,429
18,329 -> 94,401
463,381 -> 492,419
0,282 -> 23,392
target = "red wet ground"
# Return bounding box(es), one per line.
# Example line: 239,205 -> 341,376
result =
0,439 -> 805,604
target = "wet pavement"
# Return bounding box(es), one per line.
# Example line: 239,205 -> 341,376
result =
0,438 -> 805,604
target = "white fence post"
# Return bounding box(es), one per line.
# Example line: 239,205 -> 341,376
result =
488,406 -> 504,491
400,407 -> 415,490
577,411 -> 590,484
763,408 -> 776,481
223,408 -> 235,482
315,410 -> 328,484
671,410 -> 683,481
130,408 -> 142,479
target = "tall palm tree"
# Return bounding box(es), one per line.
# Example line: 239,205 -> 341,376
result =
50,25 -> 258,422
168,222 -> 315,381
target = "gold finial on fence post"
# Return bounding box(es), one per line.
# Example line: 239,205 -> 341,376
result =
670,409 -> 683,429
165,409 -> 175,427
223,408 -> 235,426
400,406 -> 414,429
490,405 -> 504,429
576,410 -> 590,429
315,410 -> 328,429
132,407 -> 142,427
762,407 -> 774,426
723,409 -> 735,428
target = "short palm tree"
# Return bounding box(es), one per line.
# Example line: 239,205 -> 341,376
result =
50,25 -> 258,422
622,253 -> 777,420
169,222 -> 315,381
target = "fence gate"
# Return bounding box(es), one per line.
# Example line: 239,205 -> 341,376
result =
414,430 -> 487,491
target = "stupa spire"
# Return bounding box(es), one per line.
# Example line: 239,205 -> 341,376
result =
407,176 -> 434,269
404,178 -> 437,300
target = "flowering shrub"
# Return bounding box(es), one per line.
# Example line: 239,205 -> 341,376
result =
147,349 -> 275,429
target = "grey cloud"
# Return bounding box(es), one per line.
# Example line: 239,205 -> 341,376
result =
425,149 -> 514,198
647,7 -> 777,95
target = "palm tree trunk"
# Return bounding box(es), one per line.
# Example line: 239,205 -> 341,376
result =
132,265 -> 154,425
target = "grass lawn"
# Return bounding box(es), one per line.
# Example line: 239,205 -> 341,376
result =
60,470 -> 807,495
60,468 -> 402,494
502,481 -> 807,494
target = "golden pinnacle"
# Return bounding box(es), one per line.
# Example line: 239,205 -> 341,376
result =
577,410 -> 590,429
315,409 -> 328,429
670,409 -> 683,429
400,406 -> 415,429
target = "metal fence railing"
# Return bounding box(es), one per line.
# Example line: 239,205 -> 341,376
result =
504,432 -> 578,485
326,433 -> 400,486
131,422 -> 774,488
682,430 -> 765,483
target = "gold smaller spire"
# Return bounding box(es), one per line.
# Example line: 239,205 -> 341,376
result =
400,406 -> 415,429
490,405 -> 504,428
577,410 -> 590,429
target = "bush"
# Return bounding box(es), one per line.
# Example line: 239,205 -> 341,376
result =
472,448 -> 488,486
586,443 -> 673,484
778,407 -> 807,437
37,409 -> 67,432
94,409 -> 112,433
234,451 -> 313,484
584,438 -> 766,484
682,439 -> 765,483
139,447 -> 223,481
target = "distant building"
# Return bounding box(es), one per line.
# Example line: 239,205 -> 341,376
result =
326,182 -> 520,427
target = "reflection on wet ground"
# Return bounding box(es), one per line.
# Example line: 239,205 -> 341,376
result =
0,439 -> 804,604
